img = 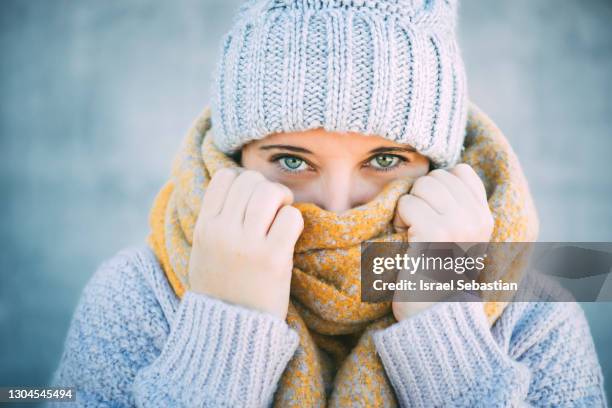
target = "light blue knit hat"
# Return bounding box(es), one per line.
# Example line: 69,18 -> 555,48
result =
210,0 -> 468,168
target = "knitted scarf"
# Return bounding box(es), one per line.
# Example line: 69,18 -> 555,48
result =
147,102 -> 539,407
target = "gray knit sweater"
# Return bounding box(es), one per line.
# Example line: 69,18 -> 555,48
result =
50,245 -> 607,407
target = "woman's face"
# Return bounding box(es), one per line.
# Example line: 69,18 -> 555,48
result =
241,128 -> 431,213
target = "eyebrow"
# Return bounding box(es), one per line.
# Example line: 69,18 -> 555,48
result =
259,144 -> 415,155
367,146 -> 416,154
259,144 -> 314,154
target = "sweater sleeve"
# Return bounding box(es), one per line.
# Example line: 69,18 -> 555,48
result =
133,292 -> 299,407
49,248 -> 299,408
373,301 -> 607,407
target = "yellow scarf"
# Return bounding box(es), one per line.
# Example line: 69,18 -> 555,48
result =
147,102 -> 539,406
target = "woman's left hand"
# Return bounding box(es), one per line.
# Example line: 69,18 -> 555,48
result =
391,163 -> 494,321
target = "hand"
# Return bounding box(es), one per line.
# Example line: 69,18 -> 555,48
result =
188,169 -> 304,320
393,163 -> 493,243
391,163 -> 494,321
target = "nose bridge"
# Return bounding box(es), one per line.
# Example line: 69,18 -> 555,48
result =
321,166 -> 355,213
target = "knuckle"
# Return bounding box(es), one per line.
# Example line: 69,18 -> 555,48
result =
259,181 -> 285,200
428,168 -> 448,179
455,163 -> 473,172
290,208 -> 305,230
246,195 -> 267,214
397,194 -> 409,206
210,168 -> 237,186
472,176 -> 485,190
454,163 -> 475,179
273,181 -> 294,200
397,194 -> 414,212
283,205 -> 302,220
214,167 -> 237,179
240,169 -> 265,183
278,206 -> 304,230
248,185 -> 272,207
250,183 -> 291,212
412,176 -> 432,194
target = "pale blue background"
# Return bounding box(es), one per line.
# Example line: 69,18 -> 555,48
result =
1,0 -> 611,402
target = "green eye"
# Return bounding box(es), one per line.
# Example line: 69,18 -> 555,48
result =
278,156 -> 307,172
370,154 -> 400,169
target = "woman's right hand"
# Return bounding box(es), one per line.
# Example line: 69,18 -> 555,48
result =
188,168 -> 304,320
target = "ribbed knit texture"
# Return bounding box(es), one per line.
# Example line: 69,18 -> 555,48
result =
374,299 -> 607,407
132,292 -> 299,407
49,245 -> 607,407
210,0 -> 468,167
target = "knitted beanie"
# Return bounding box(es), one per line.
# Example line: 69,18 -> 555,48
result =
210,0 -> 468,168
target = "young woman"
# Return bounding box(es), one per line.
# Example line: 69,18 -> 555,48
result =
51,0 -> 606,406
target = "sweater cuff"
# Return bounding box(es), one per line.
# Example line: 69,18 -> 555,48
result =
134,291 -> 299,407
373,302 -> 531,407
